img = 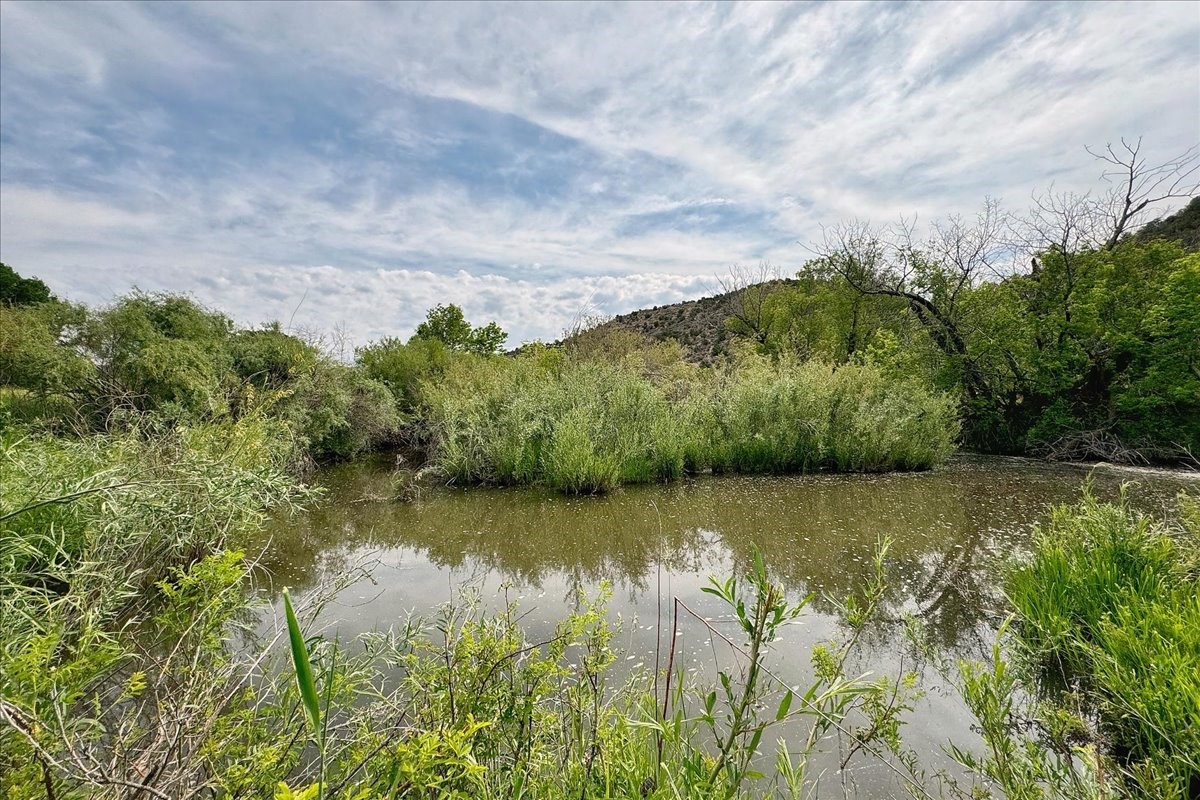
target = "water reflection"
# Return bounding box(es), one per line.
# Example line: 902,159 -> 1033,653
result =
248,456 -> 1194,795
256,457 -> 1188,645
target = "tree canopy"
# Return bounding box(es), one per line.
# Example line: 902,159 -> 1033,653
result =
413,303 -> 508,355
0,263 -> 53,306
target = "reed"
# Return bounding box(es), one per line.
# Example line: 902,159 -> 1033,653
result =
421,352 -> 959,494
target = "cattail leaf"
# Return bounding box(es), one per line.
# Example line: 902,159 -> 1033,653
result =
283,588 -> 321,740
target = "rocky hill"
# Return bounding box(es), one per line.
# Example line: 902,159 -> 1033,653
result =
574,278 -> 795,365
1136,196 -> 1200,250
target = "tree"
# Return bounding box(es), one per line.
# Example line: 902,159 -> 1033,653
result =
0,263 -> 53,306
1089,137 -> 1199,249
412,304 -> 508,355
811,199 -> 1008,399
718,263 -> 782,347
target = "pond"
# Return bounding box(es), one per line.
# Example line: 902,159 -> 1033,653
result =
251,455 -> 1196,797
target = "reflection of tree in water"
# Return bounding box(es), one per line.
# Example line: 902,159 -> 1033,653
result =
249,457 -> 1192,655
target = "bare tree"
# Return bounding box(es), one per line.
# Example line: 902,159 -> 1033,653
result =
1010,139 -> 1198,338
1015,138 -> 1198,264
811,201 -> 1007,396
1088,137 -> 1200,249
717,262 -> 782,346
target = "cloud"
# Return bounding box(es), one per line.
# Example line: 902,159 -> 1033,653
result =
1,0 -> 1197,344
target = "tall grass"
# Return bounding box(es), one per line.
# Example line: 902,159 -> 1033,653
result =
422,349 -> 690,494
702,359 -> 959,474
0,417 -> 310,797
1008,490 -> 1200,799
421,351 -> 959,493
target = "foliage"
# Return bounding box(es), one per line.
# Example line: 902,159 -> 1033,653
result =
356,335 -> 454,415
1004,490 -> 1200,799
700,357 -> 959,475
414,303 -> 508,355
230,323 -> 321,390
948,628 -> 1107,800
282,362 -> 400,462
0,287 -> 402,463
422,347 -> 957,494
0,419 -> 309,798
0,300 -> 93,405
0,263 -> 53,306
422,348 -> 689,494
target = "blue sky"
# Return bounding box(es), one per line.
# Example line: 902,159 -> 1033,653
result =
1,1 -> 1197,345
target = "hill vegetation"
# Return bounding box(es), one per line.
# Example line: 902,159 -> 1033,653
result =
576,275 -> 797,366
575,177 -> 1200,464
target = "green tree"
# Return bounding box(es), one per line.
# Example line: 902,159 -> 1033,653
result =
0,263 -> 53,306
357,335 -> 453,414
413,304 -> 508,355
228,324 -> 320,390
0,300 -> 93,399
80,293 -> 235,416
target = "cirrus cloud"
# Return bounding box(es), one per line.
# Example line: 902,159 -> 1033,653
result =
1,0 -> 1197,345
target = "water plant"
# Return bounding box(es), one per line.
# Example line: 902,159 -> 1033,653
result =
994,489 -> 1200,799
421,350 -> 958,494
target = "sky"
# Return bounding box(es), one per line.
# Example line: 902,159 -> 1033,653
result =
1,1 -> 1198,347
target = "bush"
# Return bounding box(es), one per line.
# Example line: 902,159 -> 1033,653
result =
229,324 -> 320,390
356,335 -> 453,414
422,351 -> 957,494
282,363 -> 401,461
422,349 -> 689,494
0,301 -> 93,400
0,420 -> 308,798
701,358 -> 958,474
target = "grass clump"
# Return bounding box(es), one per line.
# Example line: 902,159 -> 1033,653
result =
421,350 -> 958,494
422,347 -> 690,494
1007,490 -> 1200,799
702,358 -> 959,474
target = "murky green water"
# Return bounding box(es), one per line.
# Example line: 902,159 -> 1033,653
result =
252,456 -> 1196,796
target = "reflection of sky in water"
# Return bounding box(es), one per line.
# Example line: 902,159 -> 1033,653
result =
247,456 -> 1195,796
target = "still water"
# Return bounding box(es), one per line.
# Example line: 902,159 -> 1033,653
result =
252,456 -> 1195,797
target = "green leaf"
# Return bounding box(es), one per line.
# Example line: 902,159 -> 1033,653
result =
776,689 -> 793,720
283,588 -> 322,741
747,727 -> 764,756
753,545 -> 767,584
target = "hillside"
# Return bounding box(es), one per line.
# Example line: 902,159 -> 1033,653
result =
1136,195 -> 1200,250
568,197 -> 1198,366
574,279 -> 795,365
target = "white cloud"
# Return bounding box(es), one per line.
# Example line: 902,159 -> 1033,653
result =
1,0 -> 1196,344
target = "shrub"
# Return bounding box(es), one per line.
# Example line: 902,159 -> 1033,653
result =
356,335 -> 454,414
422,352 -> 957,494
701,358 -> 958,475
0,420 -> 308,799
229,324 -> 320,390
0,301 -> 93,399
282,363 -> 400,461
422,350 -> 689,493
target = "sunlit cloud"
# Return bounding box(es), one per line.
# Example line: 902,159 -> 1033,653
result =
1,0 -> 1196,343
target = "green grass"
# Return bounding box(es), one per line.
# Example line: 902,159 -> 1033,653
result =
1008,490 -> 1200,798
421,349 -> 691,494
702,359 -> 959,474
421,351 -> 959,494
